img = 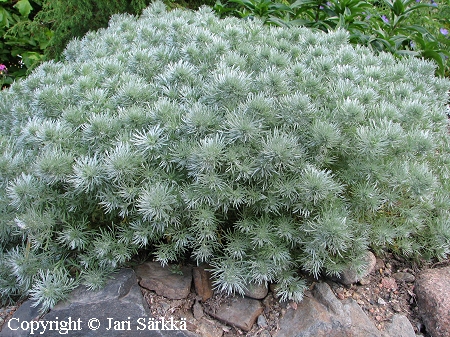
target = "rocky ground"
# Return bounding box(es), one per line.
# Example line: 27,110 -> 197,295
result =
1,253 -> 449,337
134,253 -> 450,337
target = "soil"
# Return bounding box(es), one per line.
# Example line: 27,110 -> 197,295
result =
1,254 -> 450,336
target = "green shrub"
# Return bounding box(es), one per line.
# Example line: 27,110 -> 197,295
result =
1,1 -> 450,310
31,0 -> 154,61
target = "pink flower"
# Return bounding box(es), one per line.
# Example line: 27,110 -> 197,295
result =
0,64 -> 6,72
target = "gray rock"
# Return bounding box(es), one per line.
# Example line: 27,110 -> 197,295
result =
0,301 -> 42,337
244,282 -> 268,300
392,272 -> 415,283
312,282 -> 343,315
204,296 -> 264,332
331,251 -> 377,285
135,262 -> 192,300
415,266 -> 450,337
274,282 -> 381,337
382,314 -> 416,337
192,265 -> 213,302
257,314 -> 268,328
1,269 -> 196,337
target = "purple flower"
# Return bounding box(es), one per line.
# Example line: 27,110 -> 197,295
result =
431,0 -> 438,7
0,64 -> 6,72
440,28 -> 448,35
410,41 -> 416,49
381,15 -> 389,24
416,0 -> 420,2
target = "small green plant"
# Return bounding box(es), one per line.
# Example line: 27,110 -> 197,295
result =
0,2 -> 449,309
170,265 -> 184,275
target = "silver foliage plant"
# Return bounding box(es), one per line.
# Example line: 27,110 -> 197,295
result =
1,1 -> 450,309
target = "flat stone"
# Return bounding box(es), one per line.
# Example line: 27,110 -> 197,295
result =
415,266 -> 450,337
331,251 -> 377,285
392,272 -> 415,283
382,314 -> 416,337
1,269 -> 195,337
244,282 -> 268,300
192,265 -> 213,301
204,296 -> 263,332
191,317 -> 223,337
274,282 -> 381,337
135,262 -> 192,300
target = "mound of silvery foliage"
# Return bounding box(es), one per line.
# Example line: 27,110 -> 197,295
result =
0,1 -> 449,312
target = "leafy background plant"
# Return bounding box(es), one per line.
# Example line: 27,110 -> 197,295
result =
1,2 -> 449,311
214,0 -> 450,76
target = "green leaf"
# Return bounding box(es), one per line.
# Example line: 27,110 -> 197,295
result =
421,50 -> 445,76
392,0 -> 405,16
0,6 -> 10,28
14,0 -> 33,18
394,49 -> 419,57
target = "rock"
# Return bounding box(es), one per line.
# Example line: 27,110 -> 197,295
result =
191,318 -> 223,337
1,269 -> 195,337
381,277 -> 398,291
257,315 -> 268,328
192,301 -> 204,320
377,298 -> 386,305
382,314 -> 416,337
274,282 -> 381,337
259,331 -> 271,337
415,266 -> 450,337
192,265 -> 213,302
0,301 -> 41,337
312,282 -> 343,315
331,251 -> 377,285
375,258 -> 385,271
244,282 -> 268,300
392,272 -> 415,283
204,296 -> 263,332
135,262 -> 192,300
